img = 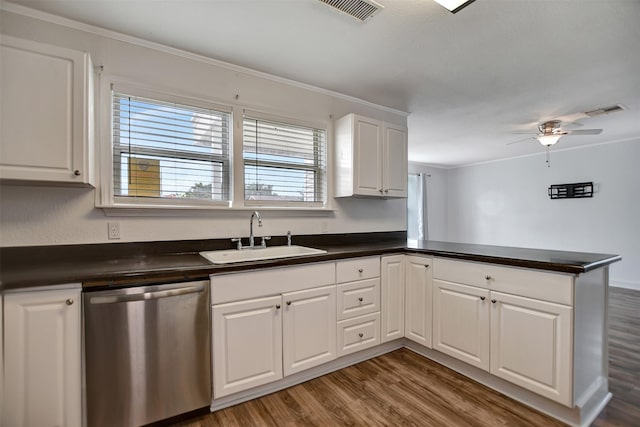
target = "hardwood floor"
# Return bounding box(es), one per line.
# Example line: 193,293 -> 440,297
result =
175,287 -> 639,427
594,287 -> 640,427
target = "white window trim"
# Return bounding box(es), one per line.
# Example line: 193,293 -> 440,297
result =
95,75 -> 335,216
241,109 -> 327,208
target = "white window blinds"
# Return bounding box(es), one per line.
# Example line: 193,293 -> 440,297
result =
243,116 -> 326,205
112,91 -> 231,203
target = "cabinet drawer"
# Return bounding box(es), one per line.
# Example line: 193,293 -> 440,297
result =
337,312 -> 380,357
337,278 -> 380,320
433,258 -> 574,305
336,256 -> 380,283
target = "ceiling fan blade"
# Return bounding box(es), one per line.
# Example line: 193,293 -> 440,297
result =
554,112 -> 590,123
510,131 -> 537,135
507,136 -> 536,145
564,129 -> 603,135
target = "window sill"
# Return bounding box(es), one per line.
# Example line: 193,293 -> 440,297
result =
98,203 -> 336,217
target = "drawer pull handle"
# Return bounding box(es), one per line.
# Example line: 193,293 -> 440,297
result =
491,299 -> 497,304
485,275 -> 492,280
358,297 -> 364,302
480,296 -> 486,301
358,268 -> 364,273
286,301 -> 292,306
66,298 -> 74,305
275,304 -> 281,310
358,333 -> 364,338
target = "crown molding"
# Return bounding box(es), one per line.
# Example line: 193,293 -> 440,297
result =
1,1 -> 409,117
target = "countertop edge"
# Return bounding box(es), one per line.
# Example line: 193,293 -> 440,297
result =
0,240 -> 622,291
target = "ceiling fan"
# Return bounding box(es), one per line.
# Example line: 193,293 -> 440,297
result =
508,120 -> 603,147
508,120 -> 603,167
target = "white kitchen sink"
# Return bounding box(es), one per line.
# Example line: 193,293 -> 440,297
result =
200,245 -> 328,264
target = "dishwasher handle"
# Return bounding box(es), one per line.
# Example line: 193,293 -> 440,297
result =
89,284 -> 205,305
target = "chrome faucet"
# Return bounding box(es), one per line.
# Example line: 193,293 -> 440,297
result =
249,211 -> 262,248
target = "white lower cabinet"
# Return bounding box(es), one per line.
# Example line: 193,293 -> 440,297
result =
432,258 -> 574,406
380,255 -> 405,342
490,291 -> 573,406
3,285 -> 82,427
404,255 -> 433,347
283,285 -> 337,376
335,257 -> 382,356
212,295 -> 283,398
211,262 -> 339,399
432,280 -> 490,370
337,312 -> 380,356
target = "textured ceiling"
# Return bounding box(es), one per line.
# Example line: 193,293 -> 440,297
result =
5,0 -> 640,166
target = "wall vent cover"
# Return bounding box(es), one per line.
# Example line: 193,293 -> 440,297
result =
318,0 -> 384,21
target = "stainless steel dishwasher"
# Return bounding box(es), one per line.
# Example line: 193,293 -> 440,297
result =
84,280 -> 211,427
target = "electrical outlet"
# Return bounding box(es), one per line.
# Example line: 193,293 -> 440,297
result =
108,222 -> 120,240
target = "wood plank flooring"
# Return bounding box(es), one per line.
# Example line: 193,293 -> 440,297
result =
174,287 -> 640,427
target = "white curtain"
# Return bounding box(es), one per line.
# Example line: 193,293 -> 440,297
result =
407,173 -> 428,240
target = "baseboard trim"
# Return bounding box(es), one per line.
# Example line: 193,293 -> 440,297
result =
210,340 -> 404,412
610,280 -> 640,291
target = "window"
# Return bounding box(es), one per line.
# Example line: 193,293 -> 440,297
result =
112,90 -> 231,204
243,115 -> 326,206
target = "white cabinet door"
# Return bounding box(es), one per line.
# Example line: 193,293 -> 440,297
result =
381,255 -> 405,342
0,36 -> 94,186
433,280 -> 490,371
490,291 -> 573,406
212,295 -> 283,398
3,287 -> 82,427
353,116 -> 383,196
282,285 -> 337,376
382,124 -> 407,197
404,255 -> 433,347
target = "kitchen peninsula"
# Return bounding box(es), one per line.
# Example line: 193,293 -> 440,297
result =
0,233 -> 620,427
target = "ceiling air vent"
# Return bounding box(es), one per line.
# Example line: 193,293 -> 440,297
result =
318,0 -> 384,22
585,104 -> 624,118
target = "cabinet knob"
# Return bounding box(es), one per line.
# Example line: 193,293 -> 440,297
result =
485,275 -> 492,281
358,297 -> 364,302
275,304 -> 281,309
424,264 -> 430,268
358,268 -> 364,273
491,299 -> 497,304
66,298 -> 74,305
480,296 -> 486,301
286,301 -> 292,306
73,170 -> 81,176
358,333 -> 364,338
379,189 -> 384,194
384,189 -> 389,193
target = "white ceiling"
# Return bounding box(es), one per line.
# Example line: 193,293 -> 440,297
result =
6,0 -> 640,167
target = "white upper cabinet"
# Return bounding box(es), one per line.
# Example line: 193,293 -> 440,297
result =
382,123 -> 408,197
335,114 -> 407,198
0,36 -> 94,186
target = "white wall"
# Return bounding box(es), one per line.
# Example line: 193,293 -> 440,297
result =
0,9 -> 407,247
445,139 -> 640,290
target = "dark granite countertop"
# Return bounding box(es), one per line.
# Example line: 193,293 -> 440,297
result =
0,232 -> 621,292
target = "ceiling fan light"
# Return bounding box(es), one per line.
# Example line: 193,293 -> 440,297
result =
537,134 -> 562,146
433,0 -> 476,13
